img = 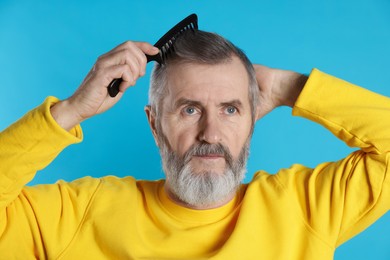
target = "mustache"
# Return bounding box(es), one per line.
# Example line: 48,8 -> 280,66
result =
182,143 -> 233,166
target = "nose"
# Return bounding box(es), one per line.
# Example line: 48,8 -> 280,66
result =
197,112 -> 222,144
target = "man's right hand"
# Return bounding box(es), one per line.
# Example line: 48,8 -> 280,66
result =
50,41 -> 159,131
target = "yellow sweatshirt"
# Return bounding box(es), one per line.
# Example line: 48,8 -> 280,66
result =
0,69 -> 389,259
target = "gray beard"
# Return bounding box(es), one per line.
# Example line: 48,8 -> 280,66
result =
158,135 -> 250,208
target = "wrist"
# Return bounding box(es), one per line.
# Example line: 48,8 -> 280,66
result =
277,71 -> 307,108
50,100 -> 83,131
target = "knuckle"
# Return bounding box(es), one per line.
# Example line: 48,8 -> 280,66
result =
140,52 -> 147,64
92,63 -> 102,73
124,48 -> 133,58
123,64 -> 133,77
123,63 -> 132,71
118,49 -> 134,62
96,54 -> 106,63
94,55 -> 107,69
124,40 -> 135,48
137,41 -> 147,48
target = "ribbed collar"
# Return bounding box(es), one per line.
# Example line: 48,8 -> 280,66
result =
156,181 -> 246,224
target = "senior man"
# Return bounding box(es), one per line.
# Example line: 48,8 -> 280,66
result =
0,30 -> 389,259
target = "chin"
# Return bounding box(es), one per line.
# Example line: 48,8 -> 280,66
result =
189,160 -> 226,174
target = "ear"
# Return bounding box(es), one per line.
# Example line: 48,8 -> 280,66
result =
144,105 -> 159,147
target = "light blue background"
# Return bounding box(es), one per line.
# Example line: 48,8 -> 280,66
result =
1,0 -> 389,258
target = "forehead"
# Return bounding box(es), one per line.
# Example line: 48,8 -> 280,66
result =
165,57 -> 250,104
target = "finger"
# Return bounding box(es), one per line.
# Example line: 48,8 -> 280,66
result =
131,44 -> 149,76
104,40 -> 137,54
94,41 -> 159,82
134,41 -> 159,55
118,64 -> 137,92
134,42 -> 159,75
91,63 -> 134,92
111,41 -> 159,55
96,46 -> 147,79
110,41 -> 159,76
114,64 -> 135,86
116,41 -> 159,76
99,64 -> 135,96
126,45 -> 147,78
105,41 -> 158,63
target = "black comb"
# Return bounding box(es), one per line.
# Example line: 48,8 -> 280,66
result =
107,13 -> 198,97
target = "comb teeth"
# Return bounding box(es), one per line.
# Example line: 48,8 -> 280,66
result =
146,14 -> 198,64
107,14 -> 198,98
160,22 -> 197,63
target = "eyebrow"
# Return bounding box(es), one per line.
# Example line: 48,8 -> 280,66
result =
173,98 -> 244,110
173,98 -> 202,110
220,99 -> 243,109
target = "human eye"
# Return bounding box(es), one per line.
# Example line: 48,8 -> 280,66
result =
183,106 -> 198,115
224,106 -> 237,115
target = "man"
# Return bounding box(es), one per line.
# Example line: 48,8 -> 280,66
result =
0,30 -> 389,259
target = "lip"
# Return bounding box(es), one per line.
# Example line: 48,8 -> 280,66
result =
194,154 -> 224,159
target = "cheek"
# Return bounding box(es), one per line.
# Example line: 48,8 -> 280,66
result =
162,123 -> 198,156
229,133 -> 244,158
228,121 -> 252,158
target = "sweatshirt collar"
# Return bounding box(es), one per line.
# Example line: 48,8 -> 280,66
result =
157,181 -> 246,224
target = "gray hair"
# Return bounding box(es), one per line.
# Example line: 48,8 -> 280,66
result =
148,30 -> 259,122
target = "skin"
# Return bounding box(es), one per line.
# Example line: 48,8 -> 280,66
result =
50,41 -> 307,210
148,58 -> 253,172
145,58 -> 253,209
51,41 -> 160,131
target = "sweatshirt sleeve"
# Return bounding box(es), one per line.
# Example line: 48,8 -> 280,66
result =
277,69 -> 390,247
0,97 -> 100,257
0,97 -> 82,211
